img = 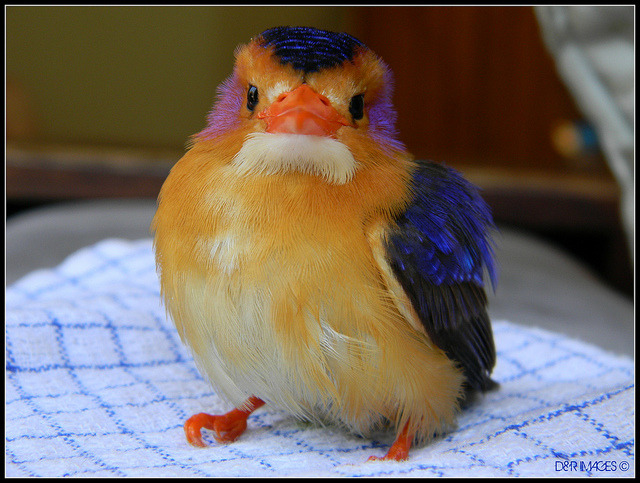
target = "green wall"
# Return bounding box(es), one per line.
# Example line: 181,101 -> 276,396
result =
6,5 -> 351,149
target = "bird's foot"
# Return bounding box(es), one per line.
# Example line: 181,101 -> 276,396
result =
367,444 -> 410,462
367,421 -> 413,462
184,396 -> 265,447
184,411 -> 248,446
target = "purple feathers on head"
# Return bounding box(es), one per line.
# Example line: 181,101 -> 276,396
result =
196,73 -> 244,141
366,66 -> 405,153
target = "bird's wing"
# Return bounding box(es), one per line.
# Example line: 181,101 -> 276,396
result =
377,160 -> 497,391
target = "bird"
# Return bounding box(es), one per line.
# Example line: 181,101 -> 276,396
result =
152,26 -> 497,462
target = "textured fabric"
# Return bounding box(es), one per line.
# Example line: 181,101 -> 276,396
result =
5,239 -> 635,477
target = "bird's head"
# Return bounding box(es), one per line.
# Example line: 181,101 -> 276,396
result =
194,26 -> 409,185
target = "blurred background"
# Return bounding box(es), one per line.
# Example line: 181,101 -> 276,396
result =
5,5 -> 634,296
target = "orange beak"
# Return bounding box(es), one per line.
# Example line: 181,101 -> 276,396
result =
257,84 -> 351,137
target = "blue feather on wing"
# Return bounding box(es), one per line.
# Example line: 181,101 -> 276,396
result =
386,160 -> 498,391
398,163 -> 496,288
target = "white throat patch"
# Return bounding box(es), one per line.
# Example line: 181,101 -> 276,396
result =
231,132 -> 358,185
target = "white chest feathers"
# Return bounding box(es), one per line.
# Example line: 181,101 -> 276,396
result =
231,132 -> 358,185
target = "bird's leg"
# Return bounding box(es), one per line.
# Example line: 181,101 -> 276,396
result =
184,396 -> 265,447
368,420 -> 413,462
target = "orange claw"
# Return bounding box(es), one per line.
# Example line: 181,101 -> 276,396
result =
184,396 -> 265,447
367,421 -> 413,462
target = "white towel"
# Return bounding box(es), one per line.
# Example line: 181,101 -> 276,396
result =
5,239 -> 634,477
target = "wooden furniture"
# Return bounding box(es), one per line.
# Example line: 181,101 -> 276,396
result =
351,6 -> 591,170
6,143 -> 175,200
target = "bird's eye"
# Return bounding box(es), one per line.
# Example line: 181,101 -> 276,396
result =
247,85 -> 259,111
349,94 -> 365,121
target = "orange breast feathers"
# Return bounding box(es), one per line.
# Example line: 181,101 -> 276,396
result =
152,133 -> 464,442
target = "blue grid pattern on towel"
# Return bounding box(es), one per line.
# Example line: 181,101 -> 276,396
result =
5,239 -> 635,477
